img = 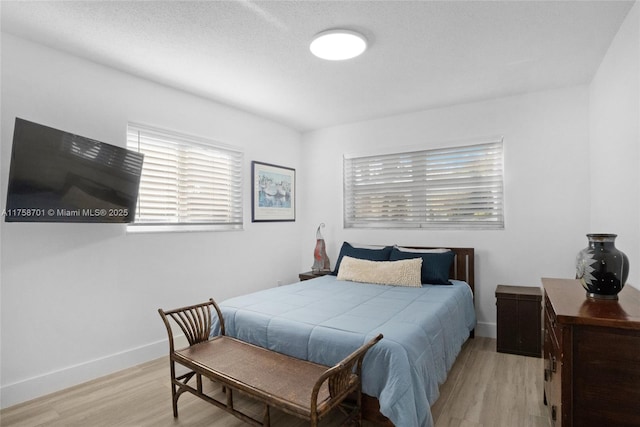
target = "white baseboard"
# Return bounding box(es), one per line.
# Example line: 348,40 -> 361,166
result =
0,339 -> 169,410
474,321 -> 497,339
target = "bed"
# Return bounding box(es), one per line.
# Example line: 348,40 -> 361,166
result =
211,245 -> 476,427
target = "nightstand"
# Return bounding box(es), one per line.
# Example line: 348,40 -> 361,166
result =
298,271 -> 331,281
495,285 -> 542,357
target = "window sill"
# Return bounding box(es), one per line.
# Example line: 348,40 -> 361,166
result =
126,223 -> 243,234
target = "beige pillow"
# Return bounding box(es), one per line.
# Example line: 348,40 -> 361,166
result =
337,256 -> 423,287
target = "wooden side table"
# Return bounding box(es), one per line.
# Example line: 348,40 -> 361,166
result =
495,285 -> 542,357
298,270 -> 331,281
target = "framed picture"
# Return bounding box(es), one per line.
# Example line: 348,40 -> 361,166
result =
251,161 -> 295,222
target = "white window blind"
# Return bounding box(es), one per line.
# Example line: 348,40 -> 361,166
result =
344,138 -> 504,229
126,123 -> 243,231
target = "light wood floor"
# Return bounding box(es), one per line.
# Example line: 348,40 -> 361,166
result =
0,337 -> 550,427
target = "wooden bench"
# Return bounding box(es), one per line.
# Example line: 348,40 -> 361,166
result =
158,298 -> 383,427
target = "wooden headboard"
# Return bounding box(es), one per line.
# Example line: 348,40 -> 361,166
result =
399,246 -> 475,295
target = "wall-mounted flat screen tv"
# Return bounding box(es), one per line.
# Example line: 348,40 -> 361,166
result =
5,118 -> 144,223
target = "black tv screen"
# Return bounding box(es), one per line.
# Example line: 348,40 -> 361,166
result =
5,118 -> 144,223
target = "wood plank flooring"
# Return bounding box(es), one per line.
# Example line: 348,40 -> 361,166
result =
0,338 -> 550,427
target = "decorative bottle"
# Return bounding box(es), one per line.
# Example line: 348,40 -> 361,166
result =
311,223 -> 331,272
576,233 -> 629,299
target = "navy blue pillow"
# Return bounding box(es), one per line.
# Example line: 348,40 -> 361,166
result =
389,248 -> 454,285
332,242 -> 393,275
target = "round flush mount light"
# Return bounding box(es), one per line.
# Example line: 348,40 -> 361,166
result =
310,29 -> 367,61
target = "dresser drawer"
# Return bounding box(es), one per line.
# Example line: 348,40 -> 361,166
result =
543,313 -> 560,385
544,295 -> 561,349
543,292 -> 562,425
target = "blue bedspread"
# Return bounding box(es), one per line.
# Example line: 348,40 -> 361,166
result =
210,275 -> 476,427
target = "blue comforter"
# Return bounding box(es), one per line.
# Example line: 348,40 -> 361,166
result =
210,275 -> 476,427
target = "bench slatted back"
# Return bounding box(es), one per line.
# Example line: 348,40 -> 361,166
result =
158,298 -> 225,353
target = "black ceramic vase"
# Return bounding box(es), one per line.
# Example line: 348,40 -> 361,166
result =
575,233 -> 629,300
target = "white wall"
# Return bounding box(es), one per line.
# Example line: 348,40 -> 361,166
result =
301,86 -> 591,337
589,1 -> 640,290
0,34 -> 303,408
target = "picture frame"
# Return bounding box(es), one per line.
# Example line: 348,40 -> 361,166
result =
251,161 -> 296,222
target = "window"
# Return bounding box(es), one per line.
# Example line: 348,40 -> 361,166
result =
126,123 -> 243,232
343,138 -> 504,229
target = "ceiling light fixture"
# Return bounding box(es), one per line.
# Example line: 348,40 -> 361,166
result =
310,29 -> 367,61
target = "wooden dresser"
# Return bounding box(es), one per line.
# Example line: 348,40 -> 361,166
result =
542,278 -> 640,427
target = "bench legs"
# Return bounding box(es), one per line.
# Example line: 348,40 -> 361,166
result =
262,404 -> 270,427
168,357 -> 268,426
226,386 -> 233,409
169,359 -> 178,417
167,356 -> 367,427
170,359 -> 197,418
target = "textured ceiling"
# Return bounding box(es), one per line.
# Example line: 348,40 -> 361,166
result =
0,1 -> 634,132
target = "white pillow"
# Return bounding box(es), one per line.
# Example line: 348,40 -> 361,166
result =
337,256 -> 422,287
